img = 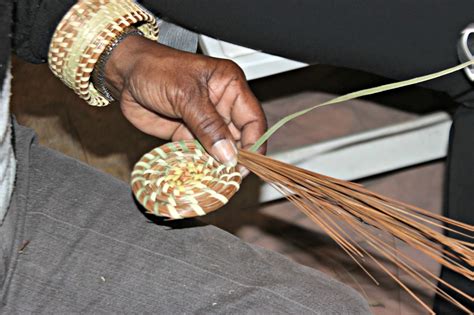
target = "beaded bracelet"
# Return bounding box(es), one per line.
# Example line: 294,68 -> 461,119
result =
91,27 -> 144,103
48,0 -> 158,106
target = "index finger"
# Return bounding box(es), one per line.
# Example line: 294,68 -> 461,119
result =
231,85 -> 267,155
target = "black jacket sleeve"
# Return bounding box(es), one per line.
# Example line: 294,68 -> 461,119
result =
12,0 -> 197,64
12,0 -> 473,103
13,0 -> 75,63
140,0 -> 473,103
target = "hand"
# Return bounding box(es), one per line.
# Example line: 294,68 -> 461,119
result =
103,35 -> 267,170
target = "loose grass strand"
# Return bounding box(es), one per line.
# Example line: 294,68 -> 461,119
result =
238,149 -> 473,313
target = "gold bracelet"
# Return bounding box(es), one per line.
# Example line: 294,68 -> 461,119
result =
48,0 -> 159,106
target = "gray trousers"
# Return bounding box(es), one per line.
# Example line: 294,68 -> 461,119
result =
0,121 -> 369,314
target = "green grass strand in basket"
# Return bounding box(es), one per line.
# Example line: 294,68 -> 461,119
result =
250,60 -> 474,152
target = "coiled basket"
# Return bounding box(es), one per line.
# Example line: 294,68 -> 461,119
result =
131,140 -> 242,219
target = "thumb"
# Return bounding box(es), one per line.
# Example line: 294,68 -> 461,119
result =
181,96 -> 237,167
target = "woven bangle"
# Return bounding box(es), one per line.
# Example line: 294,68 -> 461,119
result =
48,0 -> 158,106
91,27 -> 143,103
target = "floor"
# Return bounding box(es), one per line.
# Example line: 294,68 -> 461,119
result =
11,56 -> 454,314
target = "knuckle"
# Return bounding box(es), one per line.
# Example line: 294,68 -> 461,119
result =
197,115 -> 227,139
172,80 -> 201,105
220,59 -> 245,79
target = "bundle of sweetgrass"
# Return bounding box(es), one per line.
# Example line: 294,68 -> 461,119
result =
132,61 -> 474,313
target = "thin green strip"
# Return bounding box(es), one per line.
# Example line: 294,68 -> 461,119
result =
250,61 -> 474,152
194,140 -> 205,152
179,140 -> 188,152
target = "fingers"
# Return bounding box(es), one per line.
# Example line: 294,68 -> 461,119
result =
232,90 -> 267,178
121,100 -> 183,139
170,124 -> 195,142
122,98 -> 198,142
120,51 -> 265,169
180,93 -> 238,167
229,82 -> 267,155
227,122 -> 241,142
122,93 -> 239,168
226,78 -> 266,178
208,61 -> 267,155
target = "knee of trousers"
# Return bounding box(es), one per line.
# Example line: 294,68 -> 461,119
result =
330,285 -> 371,314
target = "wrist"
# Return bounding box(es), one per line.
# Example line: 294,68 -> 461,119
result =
94,29 -> 144,100
103,36 -> 178,99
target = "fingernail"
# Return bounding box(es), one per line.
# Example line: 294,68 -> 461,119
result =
212,139 -> 238,167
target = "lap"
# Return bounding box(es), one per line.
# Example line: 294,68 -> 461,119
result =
1,122 -> 369,314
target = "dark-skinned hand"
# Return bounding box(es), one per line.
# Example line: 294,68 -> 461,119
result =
103,35 -> 267,175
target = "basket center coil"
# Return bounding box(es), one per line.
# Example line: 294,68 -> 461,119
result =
131,140 -> 242,219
